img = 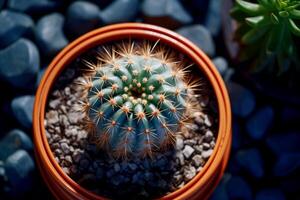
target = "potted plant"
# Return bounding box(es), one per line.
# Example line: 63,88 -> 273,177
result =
33,23 -> 231,200
222,0 -> 300,105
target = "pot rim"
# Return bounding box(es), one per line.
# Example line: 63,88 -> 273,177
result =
33,23 -> 231,200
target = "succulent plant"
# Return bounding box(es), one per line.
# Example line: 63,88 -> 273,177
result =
231,0 -> 300,74
79,41 -> 199,159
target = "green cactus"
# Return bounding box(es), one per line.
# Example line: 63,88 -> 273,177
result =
231,0 -> 300,74
80,41 -> 199,159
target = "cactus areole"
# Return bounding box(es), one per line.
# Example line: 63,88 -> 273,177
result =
80,41 -> 199,158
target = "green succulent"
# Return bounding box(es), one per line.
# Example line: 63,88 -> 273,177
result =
80,41 -> 199,159
231,0 -> 300,74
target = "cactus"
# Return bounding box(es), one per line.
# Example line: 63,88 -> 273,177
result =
231,0 -> 300,74
79,41 -> 199,159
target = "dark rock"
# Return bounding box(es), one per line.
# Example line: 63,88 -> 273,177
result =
7,0 -> 62,14
0,129 -> 33,160
236,148 -> 264,178
0,0 -> 5,9
65,1 -> 101,38
255,188 -> 286,200
212,57 -> 228,76
232,119 -> 242,150
0,10 -> 34,48
273,153 -> 300,176
4,150 -> 35,195
266,132 -> 300,155
205,0 -> 222,36
35,13 -> 68,57
227,82 -> 256,117
246,106 -> 274,140
11,95 -> 34,128
210,174 -> 230,200
100,0 -> 139,24
0,38 -> 39,88
226,176 -> 252,200
177,25 -> 215,57
142,0 -> 192,29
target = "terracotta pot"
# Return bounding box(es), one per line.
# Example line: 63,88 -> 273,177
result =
33,23 -> 232,200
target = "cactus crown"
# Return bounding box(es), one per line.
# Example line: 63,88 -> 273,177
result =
231,0 -> 300,73
79,41 -> 199,159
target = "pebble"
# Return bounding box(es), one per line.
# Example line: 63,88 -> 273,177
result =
142,0 -> 192,29
46,110 -> 59,125
7,0 -> 62,14
204,0 -> 222,36
177,25 -> 215,57
183,166 -> 196,181
212,57 -> 228,77
246,106 -> 274,140
255,188 -> 286,200
0,38 -> 39,88
201,149 -> 213,159
60,143 -> 70,154
192,155 -> 204,167
204,130 -> 214,142
182,145 -> 194,159
0,129 -> 33,160
65,1 -> 101,37
11,95 -> 35,128
175,137 -> 184,150
35,13 -> 68,57
236,148 -> 264,178
0,10 -> 34,48
226,176 -> 252,200
100,0 -> 139,24
273,153 -> 300,177
227,81 -> 256,118
4,150 -> 35,194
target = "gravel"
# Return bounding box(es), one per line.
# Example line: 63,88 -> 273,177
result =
45,64 -> 218,199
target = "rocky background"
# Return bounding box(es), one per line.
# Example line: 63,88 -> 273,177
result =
0,0 -> 299,199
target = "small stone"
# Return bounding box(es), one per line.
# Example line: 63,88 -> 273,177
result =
0,10 -> 34,48
8,0 -> 62,14
226,176 -> 252,200
192,155 -> 204,167
62,167 -> 70,175
266,132 -> 300,155
246,106 -> 274,140
4,150 -> 35,194
203,114 -> 213,127
227,82 -> 256,118
100,0 -> 139,24
46,110 -> 59,125
177,25 -> 215,57
204,130 -> 214,142
236,148 -> 264,178
65,129 -> 73,138
65,155 -> 73,165
35,13 -> 68,57
68,112 -> 81,124
176,137 -> 184,150
255,188 -> 286,200
60,143 -> 70,154
202,143 -> 210,150
128,163 -> 137,171
182,145 -> 195,159
204,0 -> 222,36
72,150 -> 83,163
142,0 -> 192,29
65,1 -> 101,37
49,99 -> 60,109
114,163 -> 120,172
273,153 -> 300,176
0,129 -> 33,160
0,39 -> 39,88
183,166 -> 196,181
212,57 -> 228,76
201,149 -> 213,159
11,95 -> 35,128
176,152 -> 185,166
184,139 -> 197,146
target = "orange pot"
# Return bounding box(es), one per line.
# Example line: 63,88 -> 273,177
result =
33,23 -> 232,200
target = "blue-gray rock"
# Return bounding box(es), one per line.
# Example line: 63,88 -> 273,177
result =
100,0 -> 139,24
210,174 -> 230,200
273,153 -> 300,176
227,82 -> 256,117
246,106 -> 274,140
255,188 -> 286,200
35,67 -> 46,89
236,148 -> 264,178
205,0 -> 222,36
266,132 -> 300,155
0,10 -> 34,48
0,38 -> 39,88
11,95 -> 35,128
0,129 -> 33,160
226,176 -> 252,200
35,13 -> 68,57
4,150 -> 34,195
142,0 -> 192,29
7,0 -> 62,14
65,1 -> 101,38
177,25 -> 215,57
212,57 -> 228,76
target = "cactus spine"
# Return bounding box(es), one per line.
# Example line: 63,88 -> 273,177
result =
80,41 -> 199,159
